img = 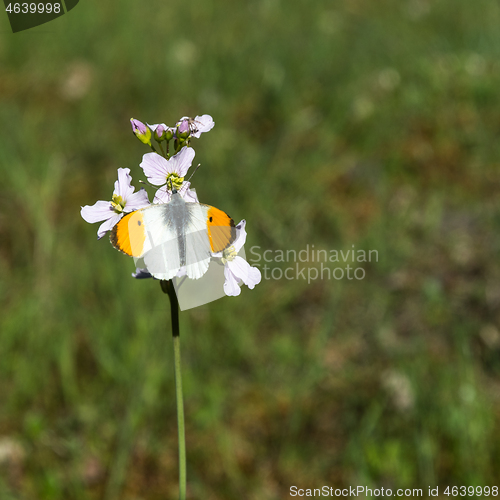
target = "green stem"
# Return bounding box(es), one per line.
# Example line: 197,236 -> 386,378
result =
158,141 -> 167,158
173,332 -> 186,500
161,280 -> 186,500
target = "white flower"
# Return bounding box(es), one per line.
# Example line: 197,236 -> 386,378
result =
139,146 -> 198,203
216,220 -> 261,296
80,168 -> 149,239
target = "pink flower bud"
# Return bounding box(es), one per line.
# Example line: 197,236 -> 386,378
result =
130,118 -> 152,145
177,119 -> 190,139
155,124 -> 166,141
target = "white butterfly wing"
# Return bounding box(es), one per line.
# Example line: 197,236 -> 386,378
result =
141,205 -> 183,280
140,201 -> 212,280
183,203 -> 212,279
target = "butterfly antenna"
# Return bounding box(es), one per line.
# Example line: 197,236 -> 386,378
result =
139,179 -> 157,188
185,163 -> 201,185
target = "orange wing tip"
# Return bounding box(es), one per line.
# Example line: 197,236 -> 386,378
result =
206,206 -> 237,253
110,211 -> 146,257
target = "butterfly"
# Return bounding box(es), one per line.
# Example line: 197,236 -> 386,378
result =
110,189 -> 236,280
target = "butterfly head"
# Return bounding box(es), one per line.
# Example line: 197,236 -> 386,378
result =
167,177 -> 178,195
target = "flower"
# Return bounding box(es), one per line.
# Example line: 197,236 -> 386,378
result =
130,118 -> 152,146
140,146 -> 197,203
177,114 -> 214,138
81,168 -> 150,239
217,220 -> 262,296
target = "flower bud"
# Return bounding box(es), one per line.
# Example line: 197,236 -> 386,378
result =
154,124 -> 166,142
165,127 -> 174,141
177,119 -> 190,139
130,118 -> 152,146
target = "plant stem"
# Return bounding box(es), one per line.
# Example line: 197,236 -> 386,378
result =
161,280 -> 186,500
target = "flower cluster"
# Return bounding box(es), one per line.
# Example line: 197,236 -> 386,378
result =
81,115 -> 261,299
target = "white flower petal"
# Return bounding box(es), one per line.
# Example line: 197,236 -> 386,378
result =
140,153 -> 169,185
227,256 -> 261,290
125,188 -> 150,211
147,123 -> 167,132
154,186 -> 171,204
81,200 -> 113,223
192,114 -> 214,138
114,168 -> 134,200
223,265 -> 241,296
97,213 -> 122,239
228,256 -> 250,283
170,147 -> 195,177
233,219 -> 247,252
246,265 -> 262,289
179,182 -> 199,203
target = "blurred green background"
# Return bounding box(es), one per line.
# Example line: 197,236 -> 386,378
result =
1,0 -> 500,498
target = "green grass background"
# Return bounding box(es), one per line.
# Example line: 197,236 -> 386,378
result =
1,0 -> 500,498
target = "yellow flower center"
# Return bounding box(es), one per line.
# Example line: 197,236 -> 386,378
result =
111,194 -> 126,213
166,173 -> 185,191
221,246 -> 237,264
